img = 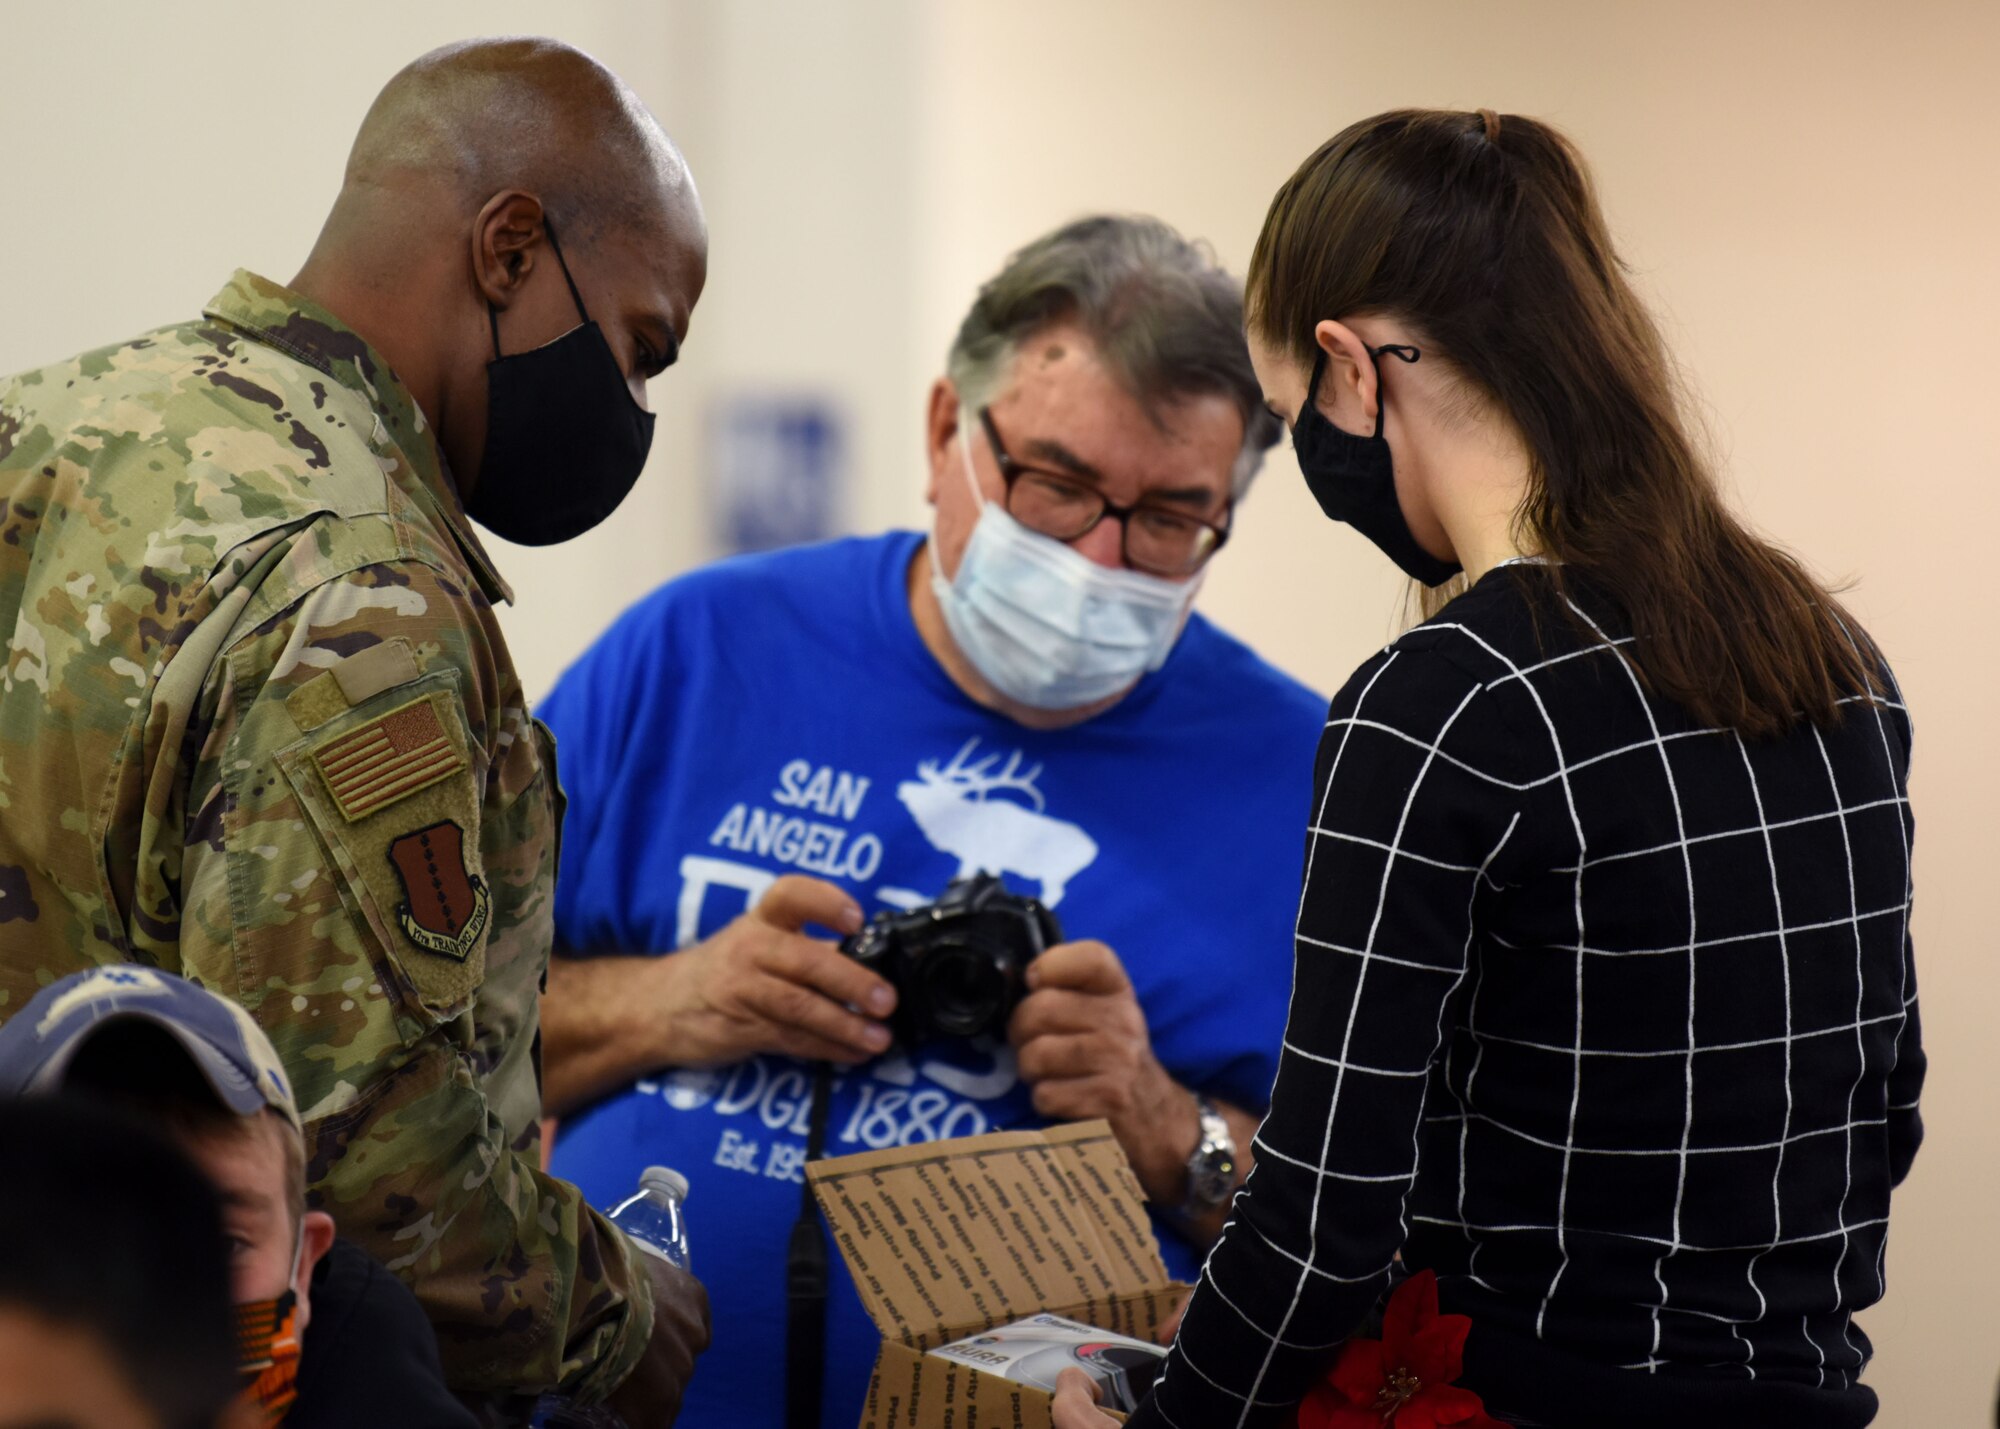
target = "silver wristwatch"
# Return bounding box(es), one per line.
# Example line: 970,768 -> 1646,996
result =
1179,1096 -> 1238,1218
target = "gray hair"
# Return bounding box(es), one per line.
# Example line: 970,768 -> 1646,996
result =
946,215 -> 1283,497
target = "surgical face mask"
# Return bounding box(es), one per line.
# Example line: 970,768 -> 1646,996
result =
468,221 -> 656,546
929,413 -> 1201,710
234,1230 -> 305,1425
1292,343 -> 1462,587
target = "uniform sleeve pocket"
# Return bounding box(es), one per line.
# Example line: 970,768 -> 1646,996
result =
272,670 -> 490,1030
529,714 -> 565,878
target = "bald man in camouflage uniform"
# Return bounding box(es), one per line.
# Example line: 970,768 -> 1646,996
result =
0,39 -> 708,1422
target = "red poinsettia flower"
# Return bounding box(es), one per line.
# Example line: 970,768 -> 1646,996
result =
1297,1270 -> 1505,1429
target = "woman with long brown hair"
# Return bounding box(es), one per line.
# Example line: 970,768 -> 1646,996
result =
1056,109 -> 1921,1428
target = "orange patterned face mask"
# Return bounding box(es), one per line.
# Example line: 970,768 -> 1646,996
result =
233,1287 -> 302,1423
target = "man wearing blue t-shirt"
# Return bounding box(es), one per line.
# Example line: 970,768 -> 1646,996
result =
537,215 -> 1326,1429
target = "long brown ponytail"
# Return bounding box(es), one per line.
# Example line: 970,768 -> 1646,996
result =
1248,109 -> 1870,738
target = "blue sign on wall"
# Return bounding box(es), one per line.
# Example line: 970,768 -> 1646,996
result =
709,395 -> 845,555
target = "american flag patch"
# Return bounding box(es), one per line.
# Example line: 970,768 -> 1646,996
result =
310,694 -> 466,822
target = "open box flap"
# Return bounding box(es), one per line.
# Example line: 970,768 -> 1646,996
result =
808,1120 -> 1171,1350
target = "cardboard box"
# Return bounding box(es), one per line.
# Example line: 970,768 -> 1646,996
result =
807,1120 -> 1191,1429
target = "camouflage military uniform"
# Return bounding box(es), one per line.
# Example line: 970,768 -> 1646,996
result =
0,272 -> 650,1402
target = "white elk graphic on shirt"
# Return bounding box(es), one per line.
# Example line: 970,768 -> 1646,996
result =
897,739 -> 1099,908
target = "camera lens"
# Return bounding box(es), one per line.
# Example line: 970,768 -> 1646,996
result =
913,942 -> 1012,1038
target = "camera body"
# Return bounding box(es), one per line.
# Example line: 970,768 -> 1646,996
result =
840,873 -> 1062,1046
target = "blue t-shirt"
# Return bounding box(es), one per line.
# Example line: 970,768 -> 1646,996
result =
542,532 -> 1325,1429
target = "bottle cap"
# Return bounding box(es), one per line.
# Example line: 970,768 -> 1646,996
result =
639,1165 -> 690,1202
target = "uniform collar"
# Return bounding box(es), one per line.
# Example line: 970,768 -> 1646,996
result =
201,270 -> 514,606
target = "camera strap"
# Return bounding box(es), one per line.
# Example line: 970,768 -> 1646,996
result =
785,1062 -> 835,1429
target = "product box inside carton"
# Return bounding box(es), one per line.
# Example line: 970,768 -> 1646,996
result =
807,1120 -> 1192,1429
930,1313 -> 1166,1412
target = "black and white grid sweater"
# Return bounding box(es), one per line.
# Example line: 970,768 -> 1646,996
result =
1130,565 -> 1920,1429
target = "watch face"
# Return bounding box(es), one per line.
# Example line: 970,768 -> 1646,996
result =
1191,1162 -> 1234,1208
1184,1104 -> 1237,1213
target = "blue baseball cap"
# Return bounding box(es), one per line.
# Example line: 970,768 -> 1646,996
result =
0,966 -> 301,1134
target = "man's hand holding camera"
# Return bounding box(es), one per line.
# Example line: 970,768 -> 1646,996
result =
662,876 -> 897,1068
1010,942 -> 1184,1180
1009,942 -> 1254,1242
542,876 -> 895,1115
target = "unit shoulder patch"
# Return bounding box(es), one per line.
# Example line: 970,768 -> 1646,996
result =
386,821 -> 489,962
272,673 -> 487,1024
310,692 -> 467,822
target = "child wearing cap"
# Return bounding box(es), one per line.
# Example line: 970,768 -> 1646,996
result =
0,967 -> 475,1429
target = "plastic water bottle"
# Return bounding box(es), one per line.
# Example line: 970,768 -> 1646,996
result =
609,1165 -> 692,1271
527,1170 -> 692,1428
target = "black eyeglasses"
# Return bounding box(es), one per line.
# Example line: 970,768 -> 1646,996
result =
976,408 -> 1231,577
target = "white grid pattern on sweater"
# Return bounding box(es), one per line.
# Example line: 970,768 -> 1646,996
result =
1156,608 -> 1914,1424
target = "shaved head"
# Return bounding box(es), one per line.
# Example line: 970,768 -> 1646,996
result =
291,36 -> 708,510
339,36 -> 697,252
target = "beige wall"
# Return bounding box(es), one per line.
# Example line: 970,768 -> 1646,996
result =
0,0 -> 927,702
6,1 -> 1994,1419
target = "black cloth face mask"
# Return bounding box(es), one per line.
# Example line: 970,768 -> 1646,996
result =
468,221 -> 656,546
1292,342 -> 1462,587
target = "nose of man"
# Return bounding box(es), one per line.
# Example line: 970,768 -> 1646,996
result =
1071,516 -> 1126,571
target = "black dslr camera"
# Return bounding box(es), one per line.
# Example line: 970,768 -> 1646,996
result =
839,873 -> 1062,1046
